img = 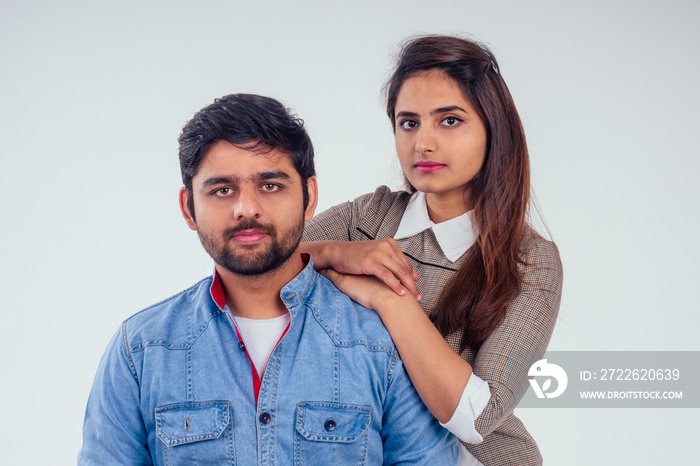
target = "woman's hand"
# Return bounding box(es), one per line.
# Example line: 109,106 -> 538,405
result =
301,240 -> 421,301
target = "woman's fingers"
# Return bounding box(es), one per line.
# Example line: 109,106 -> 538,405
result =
309,239 -> 420,299
378,258 -> 421,301
376,267 -> 408,297
366,239 -> 421,300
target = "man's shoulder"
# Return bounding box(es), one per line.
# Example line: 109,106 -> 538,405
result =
122,277 -> 222,350
306,272 -> 396,354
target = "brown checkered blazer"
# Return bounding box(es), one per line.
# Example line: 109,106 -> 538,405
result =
302,186 -> 563,466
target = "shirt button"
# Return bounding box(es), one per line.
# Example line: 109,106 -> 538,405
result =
259,412 -> 271,425
238,341 -> 245,351
324,418 -> 336,431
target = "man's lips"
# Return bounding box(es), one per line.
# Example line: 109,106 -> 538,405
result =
415,161 -> 446,173
230,229 -> 269,244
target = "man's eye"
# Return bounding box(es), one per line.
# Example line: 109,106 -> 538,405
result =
262,183 -> 280,192
399,119 -> 417,130
215,188 -> 232,196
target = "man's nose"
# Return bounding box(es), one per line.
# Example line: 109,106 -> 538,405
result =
232,189 -> 262,220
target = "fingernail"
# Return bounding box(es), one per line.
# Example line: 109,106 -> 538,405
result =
417,294 -> 422,302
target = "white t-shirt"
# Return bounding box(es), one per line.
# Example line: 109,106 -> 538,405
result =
231,312 -> 291,378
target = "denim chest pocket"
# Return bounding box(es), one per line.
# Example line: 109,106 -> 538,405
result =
155,400 -> 234,464
294,402 -> 371,465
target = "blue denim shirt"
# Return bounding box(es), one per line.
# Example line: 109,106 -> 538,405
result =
79,258 -> 459,465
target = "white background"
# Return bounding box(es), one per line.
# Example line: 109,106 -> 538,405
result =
1,1 -> 698,464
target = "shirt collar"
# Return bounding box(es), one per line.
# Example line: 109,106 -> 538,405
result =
209,253 -> 316,311
394,191 -> 477,262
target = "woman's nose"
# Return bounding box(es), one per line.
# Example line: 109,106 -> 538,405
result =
415,126 -> 437,155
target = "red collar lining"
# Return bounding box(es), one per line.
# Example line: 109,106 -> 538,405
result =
209,253 -> 310,310
210,271 -> 226,309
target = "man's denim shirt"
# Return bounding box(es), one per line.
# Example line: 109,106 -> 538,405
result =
79,257 -> 459,465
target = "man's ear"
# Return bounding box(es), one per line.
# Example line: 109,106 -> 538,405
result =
179,187 -> 197,231
304,176 -> 318,221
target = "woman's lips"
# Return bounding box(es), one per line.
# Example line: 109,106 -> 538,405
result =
231,230 -> 269,243
415,161 -> 446,173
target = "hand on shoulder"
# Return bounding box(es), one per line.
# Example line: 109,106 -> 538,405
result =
305,238 -> 421,300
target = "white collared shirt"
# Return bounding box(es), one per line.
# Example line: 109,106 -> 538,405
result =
395,191 -> 477,262
394,191 -> 490,459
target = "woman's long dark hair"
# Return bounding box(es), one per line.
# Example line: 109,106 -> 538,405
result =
385,35 -> 530,351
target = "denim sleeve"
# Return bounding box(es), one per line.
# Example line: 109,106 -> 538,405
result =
78,326 -> 153,465
381,351 -> 460,465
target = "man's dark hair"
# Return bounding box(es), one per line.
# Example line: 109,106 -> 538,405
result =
178,94 -> 315,220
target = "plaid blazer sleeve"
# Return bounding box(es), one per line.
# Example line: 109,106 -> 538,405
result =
472,231 -> 563,437
302,191 -> 378,242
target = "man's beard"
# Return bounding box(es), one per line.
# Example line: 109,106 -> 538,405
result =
197,216 -> 304,276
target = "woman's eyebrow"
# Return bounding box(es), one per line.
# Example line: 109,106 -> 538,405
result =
431,105 -> 467,115
396,106 -> 468,119
395,110 -> 419,119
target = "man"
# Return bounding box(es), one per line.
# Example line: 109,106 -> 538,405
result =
79,94 -> 459,464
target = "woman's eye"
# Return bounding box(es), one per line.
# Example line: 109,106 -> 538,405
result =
399,119 -> 417,130
442,117 -> 462,127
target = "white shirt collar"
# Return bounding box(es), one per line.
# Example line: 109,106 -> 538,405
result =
394,191 -> 477,262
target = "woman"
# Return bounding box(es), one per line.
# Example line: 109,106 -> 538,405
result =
302,35 -> 562,465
